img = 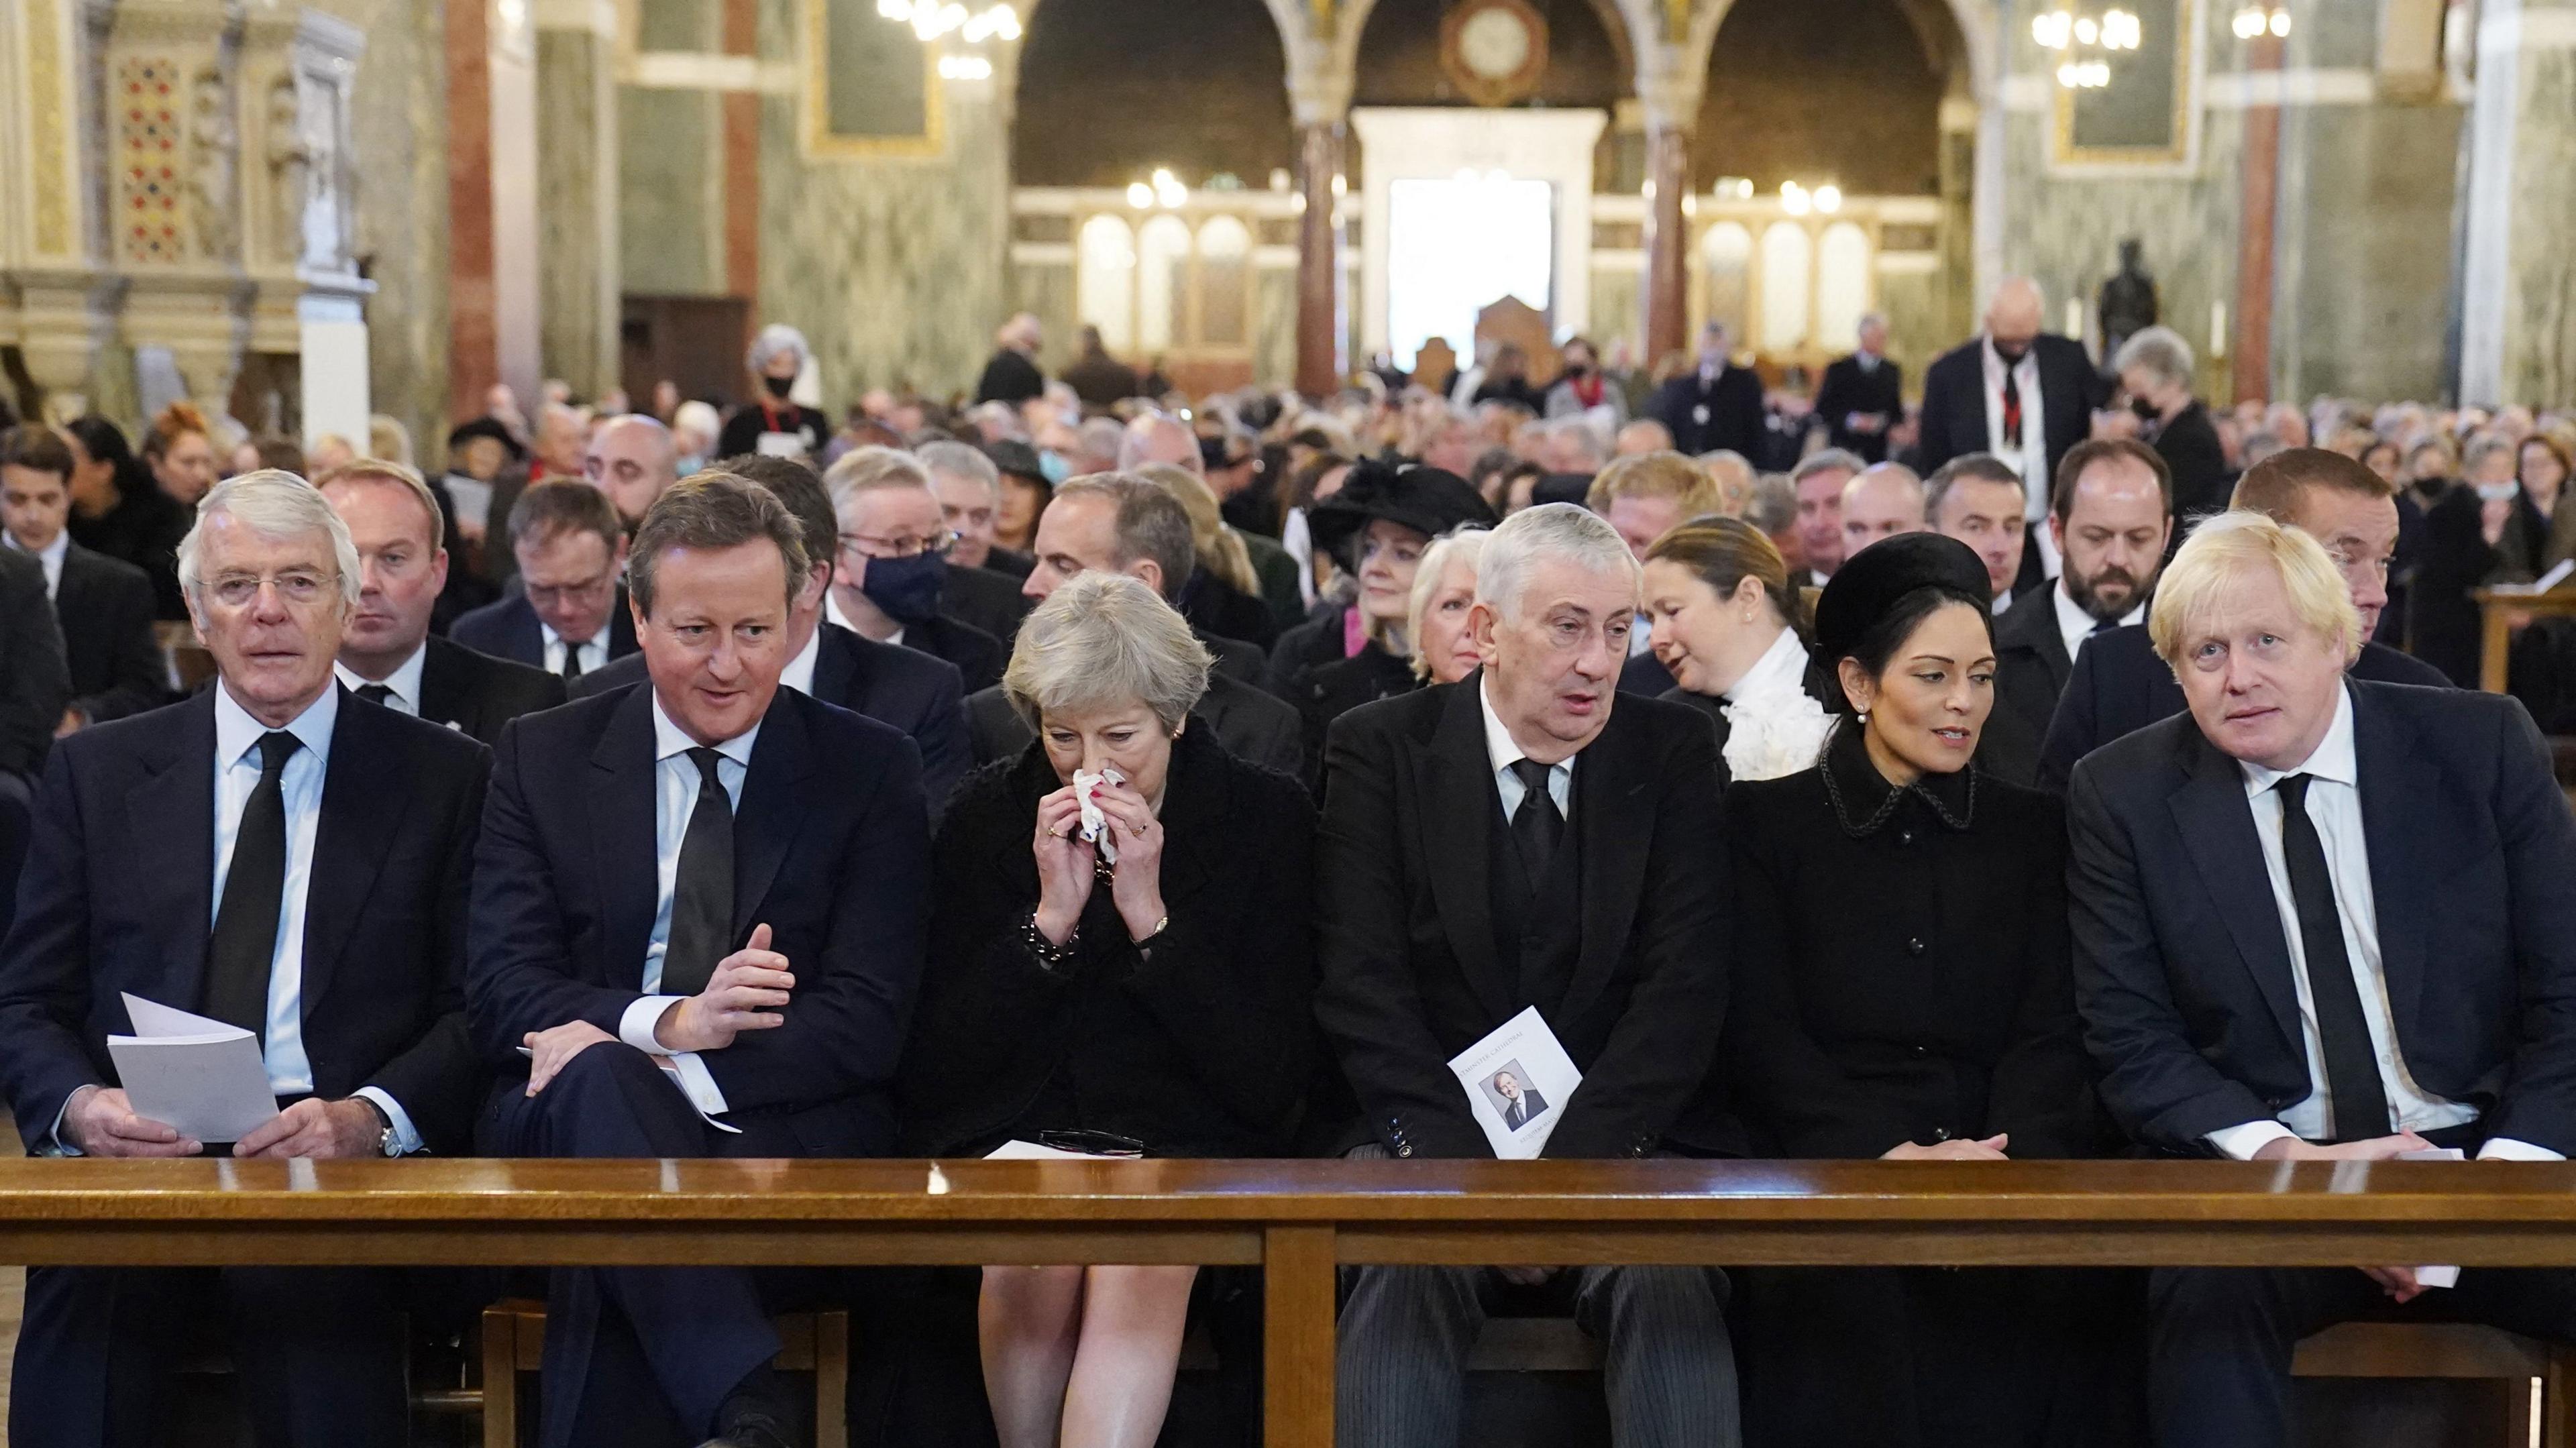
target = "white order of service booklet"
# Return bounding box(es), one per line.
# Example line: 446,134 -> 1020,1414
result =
105,993 -> 278,1144
1448,1005 -> 1582,1160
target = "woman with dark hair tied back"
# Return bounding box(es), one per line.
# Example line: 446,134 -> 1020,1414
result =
1720,533 -> 2139,1448
1640,517 -> 1837,787
61,407 -> 204,619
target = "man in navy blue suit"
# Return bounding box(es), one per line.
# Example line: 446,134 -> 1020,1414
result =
470,473 -> 928,1448
570,453 -> 971,816
2068,512 -> 2576,1448
449,478 -> 639,679
0,470 -> 489,1448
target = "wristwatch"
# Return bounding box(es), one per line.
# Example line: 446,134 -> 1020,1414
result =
355,1096 -> 400,1158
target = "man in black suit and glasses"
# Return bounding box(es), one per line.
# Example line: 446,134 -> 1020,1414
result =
318,458 -> 564,744
0,469 -> 489,1448
470,474 -> 928,1448
1317,502 -> 1739,1448
2067,512 -> 2576,1448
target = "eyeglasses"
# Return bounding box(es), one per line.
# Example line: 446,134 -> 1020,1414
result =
838,529 -> 958,561
205,570 -> 339,608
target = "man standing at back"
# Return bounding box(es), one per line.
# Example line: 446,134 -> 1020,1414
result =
2039,448 -> 2447,790
2068,513 -> 2576,1448
470,474 -> 929,1448
1317,502 -> 1738,1448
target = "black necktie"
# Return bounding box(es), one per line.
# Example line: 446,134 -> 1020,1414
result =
661,747 -> 734,998
204,731 -> 303,1035
2090,615 -> 2120,636
2000,368 -> 2023,449
559,642 -> 586,685
354,683 -> 394,706
2275,775 -> 2393,1141
1509,759 -> 1564,885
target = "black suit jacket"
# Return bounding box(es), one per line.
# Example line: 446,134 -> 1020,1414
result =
0,688 -> 490,1150
1646,367 -> 1766,457
53,544 -> 164,726
1502,1090 -> 1548,1130
943,561 -> 1034,647
466,684 -> 929,1144
974,349 -> 1046,406
1813,355 -> 1904,463
1990,586 -> 2077,787
417,633 -> 567,746
0,550 -> 69,778
1914,335 -> 2110,487
571,623 -> 969,817
2068,681 -> 2576,1155
903,612 -> 1006,695
1313,681 -> 1730,1160
446,588 -> 640,672
2150,400 -> 2231,520
2037,623 -> 2451,793
965,671 -> 1302,779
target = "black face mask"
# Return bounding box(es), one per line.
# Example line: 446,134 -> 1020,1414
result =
2131,396 -> 2163,423
1992,339 -> 2032,365
762,375 -> 796,401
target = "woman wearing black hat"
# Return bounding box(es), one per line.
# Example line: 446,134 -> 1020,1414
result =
1261,461 -> 1495,698
1721,533 -> 2139,1448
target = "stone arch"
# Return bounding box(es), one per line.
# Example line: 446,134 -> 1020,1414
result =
1009,0 -> 1311,186
1682,0 -> 1988,104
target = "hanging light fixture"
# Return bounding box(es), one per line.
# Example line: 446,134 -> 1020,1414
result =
2033,6 -> 2143,89
2231,5 -> 2292,36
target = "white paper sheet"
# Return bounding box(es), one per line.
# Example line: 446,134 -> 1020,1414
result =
1448,1005 -> 1583,1160
2397,1147 -> 2467,1288
983,1140 -> 1114,1162
105,993 -> 278,1145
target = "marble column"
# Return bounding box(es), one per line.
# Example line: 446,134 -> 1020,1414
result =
1294,119 -> 1347,398
2459,0 -> 2576,405
722,0 -> 760,307
447,0 -> 541,421
5,0 -> 124,420
535,0 -> 620,400
2231,32 -> 2285,404
1642,121 -> 1690,366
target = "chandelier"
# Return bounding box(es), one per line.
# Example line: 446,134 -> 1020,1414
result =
2231,5 -> 2293,36
2031,7 -> 2142,89
875,0 -> 1021,44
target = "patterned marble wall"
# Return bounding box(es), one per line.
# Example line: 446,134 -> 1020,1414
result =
622,87 -> 724,298
1876,266 -> 1949,382
2278,99 -> 2462,403
537,25 -> 619,400
755,0 -> 1012,400
1254,264 -> 1298,388
2491,25 -> 2576,404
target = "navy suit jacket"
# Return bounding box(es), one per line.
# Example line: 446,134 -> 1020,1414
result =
570,623 -> 969,816
54,543 -> 166,726
1913,333 -> 2110,487
2066,681 -> 2576,1156
447,588 -> 639,671
2037,622 -> 2451,792
0,687 -> 491,1152
466,683 -> 928,1147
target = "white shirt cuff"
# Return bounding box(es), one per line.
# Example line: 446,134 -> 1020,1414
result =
2475,1136 -> 2566,1162
618,995 -> 688,1055
46,1086 -> 98,1158
2207,1120 -> 2299,1161
661,1051 -> 731,1120
352,1087 -> 425,1156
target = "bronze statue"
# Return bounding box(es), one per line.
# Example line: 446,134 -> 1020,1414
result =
2097,238 -> 2159,362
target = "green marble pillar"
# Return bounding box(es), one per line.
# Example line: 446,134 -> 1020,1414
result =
537,11 -> 620,400
2460,0 -> 2576,405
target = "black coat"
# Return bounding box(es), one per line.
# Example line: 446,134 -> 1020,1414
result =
2036,622 -> 2449,793
965,671 -> 1302,779
415,633 -> 566,746
2410,483 -> 2550,687
902,612 -> 1006,695
0,687 -> 492,1152
66,488 -> 191,621
1265,608 -> 1352,700
1295,641 -> 1417,791
942,561 -> 1034,647
53,543 -> 166,726
2067,681 -> 2576,1154
447,588 -> 641,673
1313,681 -> 1733,1160
467,683 -> 928,1147
1988,586 -> 2079,787
1178,569 -> 1279,651
2149,400 -> 2231,521
1813,354 -> 1904,463
0,550 -> 69,779
572,623 -> 971,818
1725,726 -> 2095,1160
715,402 -> 830,463
1646,366 -> 1766,457
1914,335 -> 2111,489
974,349 -> 1047,407
900,727 -> 1316,1158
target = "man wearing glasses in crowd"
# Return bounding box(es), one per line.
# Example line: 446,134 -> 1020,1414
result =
450,480 -> 639,684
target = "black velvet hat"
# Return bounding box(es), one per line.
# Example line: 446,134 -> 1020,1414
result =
1812,531 -> 1994,663
1307,460 -> 1498,557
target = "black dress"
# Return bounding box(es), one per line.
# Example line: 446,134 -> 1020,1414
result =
1723,724 -> 2139,1448
2411,483 -> 2549,687
1295,641 -> 1416,792
898,726 -> 1318,1159
68,487 -> 191,621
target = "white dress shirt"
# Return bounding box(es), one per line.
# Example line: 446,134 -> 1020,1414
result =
2050,581 -> 2145,669
779,622 -> 822,697
1481,678 -> 1574,821
6,530 -> 67,598
540,624 -> 608,679
2206,686 -> 2557,1162
824,589 -> 900,647
1980,339 -> 2050,520
333,643 -> 429,718
609,694 -> 762,1122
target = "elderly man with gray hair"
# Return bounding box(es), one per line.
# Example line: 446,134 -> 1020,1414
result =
1316,502 -> 1741,1448
0,469 -> 492,1445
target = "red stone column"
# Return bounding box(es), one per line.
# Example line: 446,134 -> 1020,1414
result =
2231,32 -> 2285,404
722,0 -> 761,323
1295,119 -> 1347,400
1644,122 -> 1692,366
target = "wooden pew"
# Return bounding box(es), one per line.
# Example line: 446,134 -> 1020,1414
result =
10,1156 -> 2576,1448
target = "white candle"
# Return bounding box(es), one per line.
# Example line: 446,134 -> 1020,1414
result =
2065,298 -> 2087,342
2210,300 -> 2229,359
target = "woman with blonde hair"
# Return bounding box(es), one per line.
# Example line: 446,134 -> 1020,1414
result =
1132,462 -> 1275,648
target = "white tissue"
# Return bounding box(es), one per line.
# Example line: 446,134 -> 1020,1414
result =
1073,765 -> 1126,864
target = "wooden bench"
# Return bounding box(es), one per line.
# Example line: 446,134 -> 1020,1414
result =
12,1156 -> 2576,1448
479,1301 -> 847,1448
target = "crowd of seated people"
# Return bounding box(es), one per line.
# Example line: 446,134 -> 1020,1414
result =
0,292 -> 2571,1448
